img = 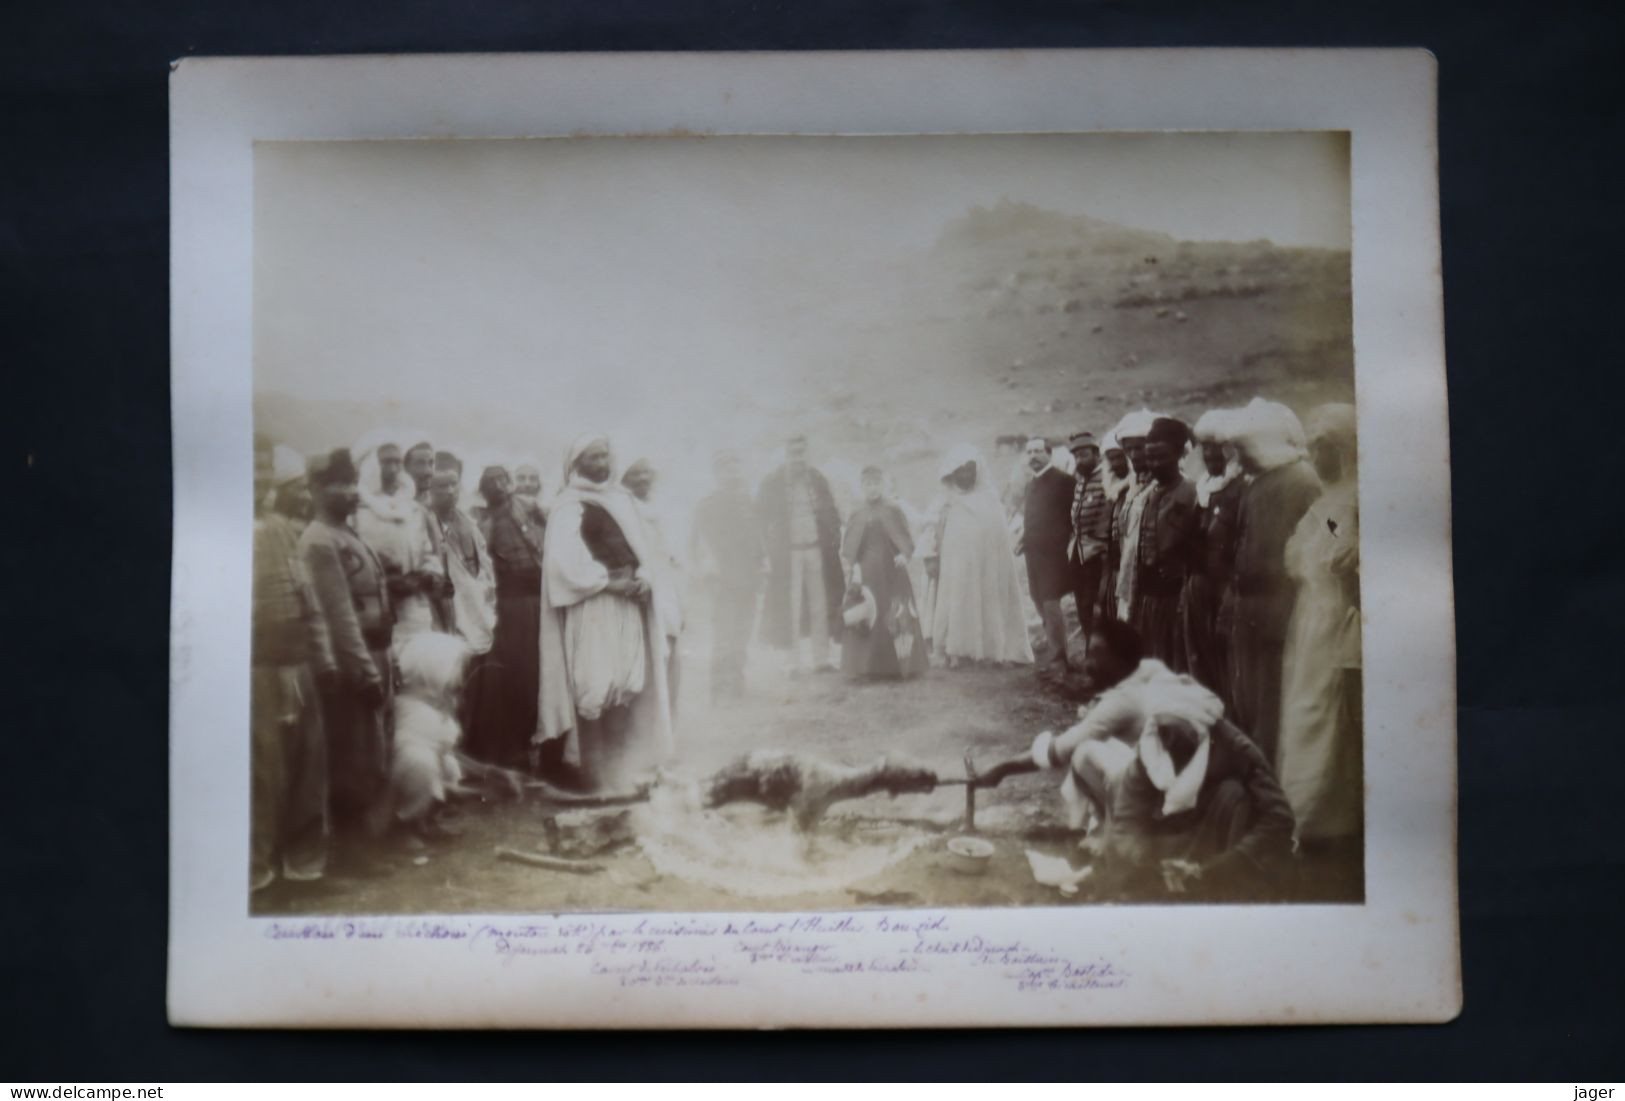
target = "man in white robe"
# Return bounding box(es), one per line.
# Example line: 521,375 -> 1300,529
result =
623,456 -> 686,717
1278,403 -> 1362,844
535,435 -> 673,791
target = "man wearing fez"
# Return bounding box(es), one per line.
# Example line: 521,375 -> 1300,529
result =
250,445 -> 328,890
1131,417 -> 1201,672
1017,436 -> 1079,676
1068,430 -> 1110,647
299,449 -> 395,848
757,434 -> 843,676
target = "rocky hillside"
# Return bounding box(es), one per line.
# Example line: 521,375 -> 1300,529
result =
257,199 -> 1354,510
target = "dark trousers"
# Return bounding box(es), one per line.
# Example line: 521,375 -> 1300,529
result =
711,584 -> 756,701
1072,556 -> 1104,642
250,663 -> 328,883
322,652 -> 392,837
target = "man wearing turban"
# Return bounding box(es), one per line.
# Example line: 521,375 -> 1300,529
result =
1225,398 -> 1323,764
1278,403 -> 1363,847
1180,409 -> 1247,708
534,435 -> 673,792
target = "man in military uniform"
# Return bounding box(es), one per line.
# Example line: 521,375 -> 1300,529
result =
299,448 -> 395,852
250,445 -> 329,892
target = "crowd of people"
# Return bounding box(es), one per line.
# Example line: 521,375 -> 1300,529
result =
249,396 -> 1362,899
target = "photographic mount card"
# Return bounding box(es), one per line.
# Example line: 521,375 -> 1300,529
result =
169,49 -> 1457,1028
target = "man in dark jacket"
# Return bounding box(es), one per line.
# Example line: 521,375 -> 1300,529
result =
1018,437 -> 1077,674
756,434 -> 843,675
1130,417 -> 1201,672
299,448 -> 394,848
691,449 -> 766,702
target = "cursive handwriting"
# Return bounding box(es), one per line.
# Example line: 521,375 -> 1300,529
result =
260,912 -> 1129,994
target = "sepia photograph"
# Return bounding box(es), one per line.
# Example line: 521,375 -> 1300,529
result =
247,129 -> 1364,918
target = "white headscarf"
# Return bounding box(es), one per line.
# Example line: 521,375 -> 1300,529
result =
561,433 -> 612,490
937,442 -> 982,482
555,433 -> 657,572
1305,403 -> 1357,457
1193,408 -> 1245,507
1133,673 -> 1226,818
937,443 -> 1006,526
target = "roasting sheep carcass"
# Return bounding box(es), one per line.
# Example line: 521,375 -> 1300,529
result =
702,750 -> 942,830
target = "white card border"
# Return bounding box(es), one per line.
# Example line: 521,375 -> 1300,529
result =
169,48 -> 1458,1028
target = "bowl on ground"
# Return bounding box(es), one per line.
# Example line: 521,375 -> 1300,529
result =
945,835 -> 995,875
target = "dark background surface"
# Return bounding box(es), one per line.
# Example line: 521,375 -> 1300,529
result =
8,0 -> 1624,1081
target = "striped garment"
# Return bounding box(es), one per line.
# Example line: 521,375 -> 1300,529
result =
1071,466 -> 1111,557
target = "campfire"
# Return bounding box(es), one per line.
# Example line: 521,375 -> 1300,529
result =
499,750 -> 987,897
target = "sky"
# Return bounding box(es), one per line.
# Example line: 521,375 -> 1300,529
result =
254,131 -> 1349,483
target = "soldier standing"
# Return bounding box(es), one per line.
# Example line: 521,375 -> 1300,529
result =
250,446 -> 329,891
299,449 -> 395,859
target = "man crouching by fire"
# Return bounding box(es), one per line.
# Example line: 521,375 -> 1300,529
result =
974,619 -> 1298,899
390,631 -> 524,851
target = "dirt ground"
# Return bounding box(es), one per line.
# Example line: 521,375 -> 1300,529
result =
253,619 -> 1363,918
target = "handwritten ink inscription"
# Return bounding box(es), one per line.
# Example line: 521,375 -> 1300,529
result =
261,912 -> 1129,995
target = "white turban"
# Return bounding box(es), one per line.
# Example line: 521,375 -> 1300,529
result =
1305,402 -> 1357,453
1230,398 -> 1309,472
1194,408 -> 1240,444
1112,407 -> 1158,442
